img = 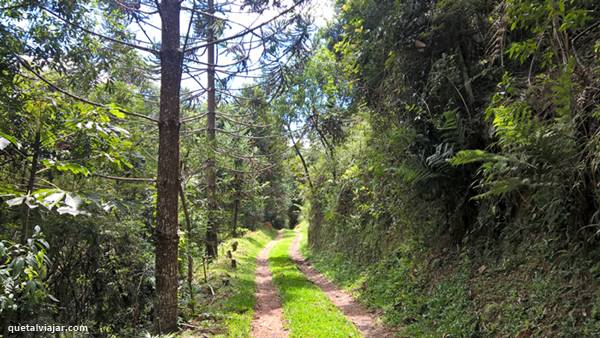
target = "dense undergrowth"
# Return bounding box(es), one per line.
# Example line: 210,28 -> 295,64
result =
296,0 -> 600,336
303,222 -> 600,336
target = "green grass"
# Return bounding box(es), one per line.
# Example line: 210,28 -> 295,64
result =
179,227 -> 277,337
269,229 -> 361,338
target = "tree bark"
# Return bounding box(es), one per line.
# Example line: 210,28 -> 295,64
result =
231,158 -> 242,236
21,127 -> 41,243
205,0 -> 219,259
154,0 -> 182,333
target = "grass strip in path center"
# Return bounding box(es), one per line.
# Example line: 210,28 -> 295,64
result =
269,230 -> 361,338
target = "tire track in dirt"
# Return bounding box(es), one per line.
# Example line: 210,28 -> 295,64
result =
251,232 -> 288,338
289,230 -> 396,338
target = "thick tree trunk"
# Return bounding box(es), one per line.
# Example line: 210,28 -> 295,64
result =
154,0 -> 182,333
205,0 -> 219,259
21,128 -> 41,243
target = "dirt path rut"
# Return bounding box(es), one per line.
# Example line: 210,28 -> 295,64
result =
289,230 -> 396,338
251,232 -> 288,338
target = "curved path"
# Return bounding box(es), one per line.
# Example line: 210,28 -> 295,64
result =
251,232 -> 288,338
289,230 -> 396,338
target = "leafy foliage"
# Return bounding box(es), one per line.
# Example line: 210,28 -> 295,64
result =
0,226 -> 51,319
293,0 -> 600,336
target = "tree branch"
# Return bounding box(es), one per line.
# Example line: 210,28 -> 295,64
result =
183,1 -> 304,53
16,55 -> 159,123
94,173 -> 156,182
41,6 -> 159,55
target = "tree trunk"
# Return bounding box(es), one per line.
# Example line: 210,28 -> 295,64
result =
178,184 -> 195,313
205,0 -> 219,259
154,0 -> 182,333
231,159 -> 242,236
21,127 -> 41,243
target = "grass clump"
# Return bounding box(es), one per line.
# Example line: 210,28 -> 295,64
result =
269,229 -> 361,338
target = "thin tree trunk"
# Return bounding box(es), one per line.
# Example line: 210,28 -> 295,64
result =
21,128 -> 41,243
457,46 -> 475,107
178,184 -> 195,313
154,0 -> 182,333
231,158 -> 242,236
205,0 -> 219,259
287,124 -> 313,191
232,198 -> 239,236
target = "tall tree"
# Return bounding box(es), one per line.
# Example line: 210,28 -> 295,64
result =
154,0 -> 183,332
205,0 -> 219,258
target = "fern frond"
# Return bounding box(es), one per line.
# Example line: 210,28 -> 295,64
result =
473,177 -> 527,199
393,163 -> 440,185
449,149 -> 507,166
426,143 -> 454,172
488,102 -> 538,147
486,1 -> 507,66
439,109 -> 464,146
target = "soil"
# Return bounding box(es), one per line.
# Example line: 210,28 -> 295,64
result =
250,232 -> 288,338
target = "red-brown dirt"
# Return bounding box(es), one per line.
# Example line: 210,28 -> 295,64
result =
251,232 -> 288,338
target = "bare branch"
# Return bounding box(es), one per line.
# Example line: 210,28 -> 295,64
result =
94,173 -> 156,182
183,1 -> 304,54
180,112 -> 208,123
41,6 -> 159,55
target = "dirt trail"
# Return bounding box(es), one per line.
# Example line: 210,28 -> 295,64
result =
289,230 -> 396,338
251,232 -> 288,338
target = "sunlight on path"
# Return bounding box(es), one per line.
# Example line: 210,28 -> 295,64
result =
269,230 -> 361,338
289,229 -> 396,338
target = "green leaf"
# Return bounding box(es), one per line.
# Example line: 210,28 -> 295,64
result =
13,257 -> 24,275
56,206 -> 80,216
107,103 -> 126,119
0,137 -> 10,150
56,162 -> 91,176
64,193 -> 82,209
40,191 -> 65,210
